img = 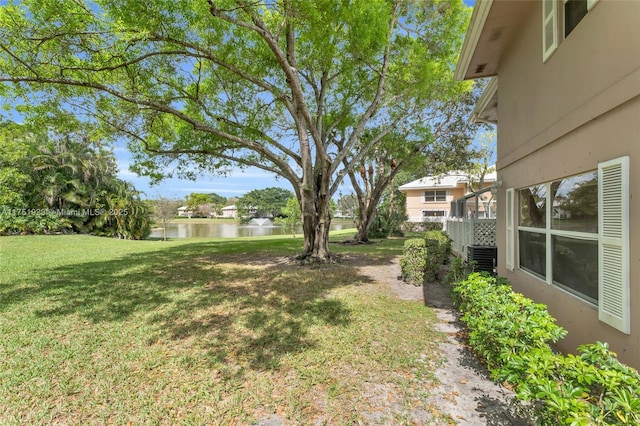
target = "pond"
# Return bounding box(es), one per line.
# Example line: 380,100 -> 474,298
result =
149,218 -> 353,239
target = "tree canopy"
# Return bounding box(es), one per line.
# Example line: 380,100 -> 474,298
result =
0,0 -> 473,260
237,187 -> 294,218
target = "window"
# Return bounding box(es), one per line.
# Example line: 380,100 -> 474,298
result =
518,171 -> 598,303
564,0 -> 588,37
543,0 -> 599,60
514,157 -> 629,333
422,210 -> 446,217
424,190 -> 447,202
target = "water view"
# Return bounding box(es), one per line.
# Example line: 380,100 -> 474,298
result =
149,218 -> 353,239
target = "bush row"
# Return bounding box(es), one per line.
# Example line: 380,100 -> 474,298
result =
399,231 -> 450,285
399,221 -> 443,233
453,273 -> 640,425
0,211 -> 71,235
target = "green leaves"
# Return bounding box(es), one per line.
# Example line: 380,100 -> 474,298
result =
0,0 -> 475,258
236,187 -> 294,218
0,123 -> 151,238
452,273 -> 640,425
399,230 -> 450,285
399,238 -> 427,286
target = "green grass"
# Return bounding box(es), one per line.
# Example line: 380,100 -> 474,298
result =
0,234 -> 443,424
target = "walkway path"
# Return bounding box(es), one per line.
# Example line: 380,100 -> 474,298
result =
359,257 -> 532,425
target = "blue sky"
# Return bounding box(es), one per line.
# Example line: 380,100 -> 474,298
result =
4,0 -> 480,202
114,146 -> 294,200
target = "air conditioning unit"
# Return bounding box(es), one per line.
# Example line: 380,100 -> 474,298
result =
467,245 -> 497,274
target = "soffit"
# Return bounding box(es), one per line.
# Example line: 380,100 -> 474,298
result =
456,0 -> 535,81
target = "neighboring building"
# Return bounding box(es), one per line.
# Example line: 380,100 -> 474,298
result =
399,170 -> 496,222
221,204 -> 237,218
177,206 -> 193,217
455,0 -> 639,368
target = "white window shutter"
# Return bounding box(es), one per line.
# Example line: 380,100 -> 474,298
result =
598,156 -> 630,334
506,188 -> 515,271
542,0 -> 558,61
587,0 -> 599,11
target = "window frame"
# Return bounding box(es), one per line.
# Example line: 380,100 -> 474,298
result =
505,188 -> 515,271
517,171 -> 599,301
511,156 -> 630,334
423,190 -> 447,203
421,210 -> 446,218
543,0 -> 599,61
542,0 -> 558,61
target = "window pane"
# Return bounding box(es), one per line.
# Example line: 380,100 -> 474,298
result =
552,171 -> 597,233
552,235 -> 598,303
519,184 -> 546,227
423,210 -> 445,217
519,230 -> 546,277
544,19 -> 555,51
425,190 -> 446,202
565,0 -> 588,37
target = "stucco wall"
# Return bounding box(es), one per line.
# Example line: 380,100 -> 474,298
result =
497,0 -> 640,170
494,1 -> 640,368
403,187 -> 466,220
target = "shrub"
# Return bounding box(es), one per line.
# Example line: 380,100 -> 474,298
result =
0,209 -> 70,235
369,209 -> 406,238
424,231 -> 451,281
400,221 -> 443,233
399,238 -> 427,286
399,231 -> 450,285
452,273 -> 640,425
444,256 -> 468,284
453,273 -> 566,371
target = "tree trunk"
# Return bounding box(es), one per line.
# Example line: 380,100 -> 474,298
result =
299,162 -> 332,262
354,209 -> 372,243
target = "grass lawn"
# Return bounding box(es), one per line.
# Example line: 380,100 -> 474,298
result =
0,234 -> 443,424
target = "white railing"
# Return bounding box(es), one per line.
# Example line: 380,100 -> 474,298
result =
446,218 -> 496,259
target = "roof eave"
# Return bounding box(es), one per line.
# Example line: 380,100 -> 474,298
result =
470,76 -> 499,124
454,0 -> 494,81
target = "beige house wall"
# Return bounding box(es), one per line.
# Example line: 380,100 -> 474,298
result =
494,2 -> 640,368
404,187 -> 466,220
497,0 -> 640,169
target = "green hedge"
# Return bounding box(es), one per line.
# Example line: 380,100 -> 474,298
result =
400,221 -> 443,232
399,231 -> 450,285
0,210 -> 71,235
424,231 -> 450,281
453,273 -> 640,425
399,238 -> 426,286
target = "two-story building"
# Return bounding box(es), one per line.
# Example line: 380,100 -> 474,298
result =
399,170 -> 496,223
455,0 -> 639,368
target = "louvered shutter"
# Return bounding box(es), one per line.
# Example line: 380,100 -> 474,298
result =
598,156 -> 630,334
506,188 -> 515,271
542,0 -> 558,61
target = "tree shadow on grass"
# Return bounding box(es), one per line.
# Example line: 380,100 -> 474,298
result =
4,239 -> 374,371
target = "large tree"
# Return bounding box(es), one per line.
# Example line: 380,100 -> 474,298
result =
345,94 -> 479,242
0,0 -> 472,261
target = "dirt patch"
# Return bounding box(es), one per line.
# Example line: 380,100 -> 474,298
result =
357,257 -> 532,425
